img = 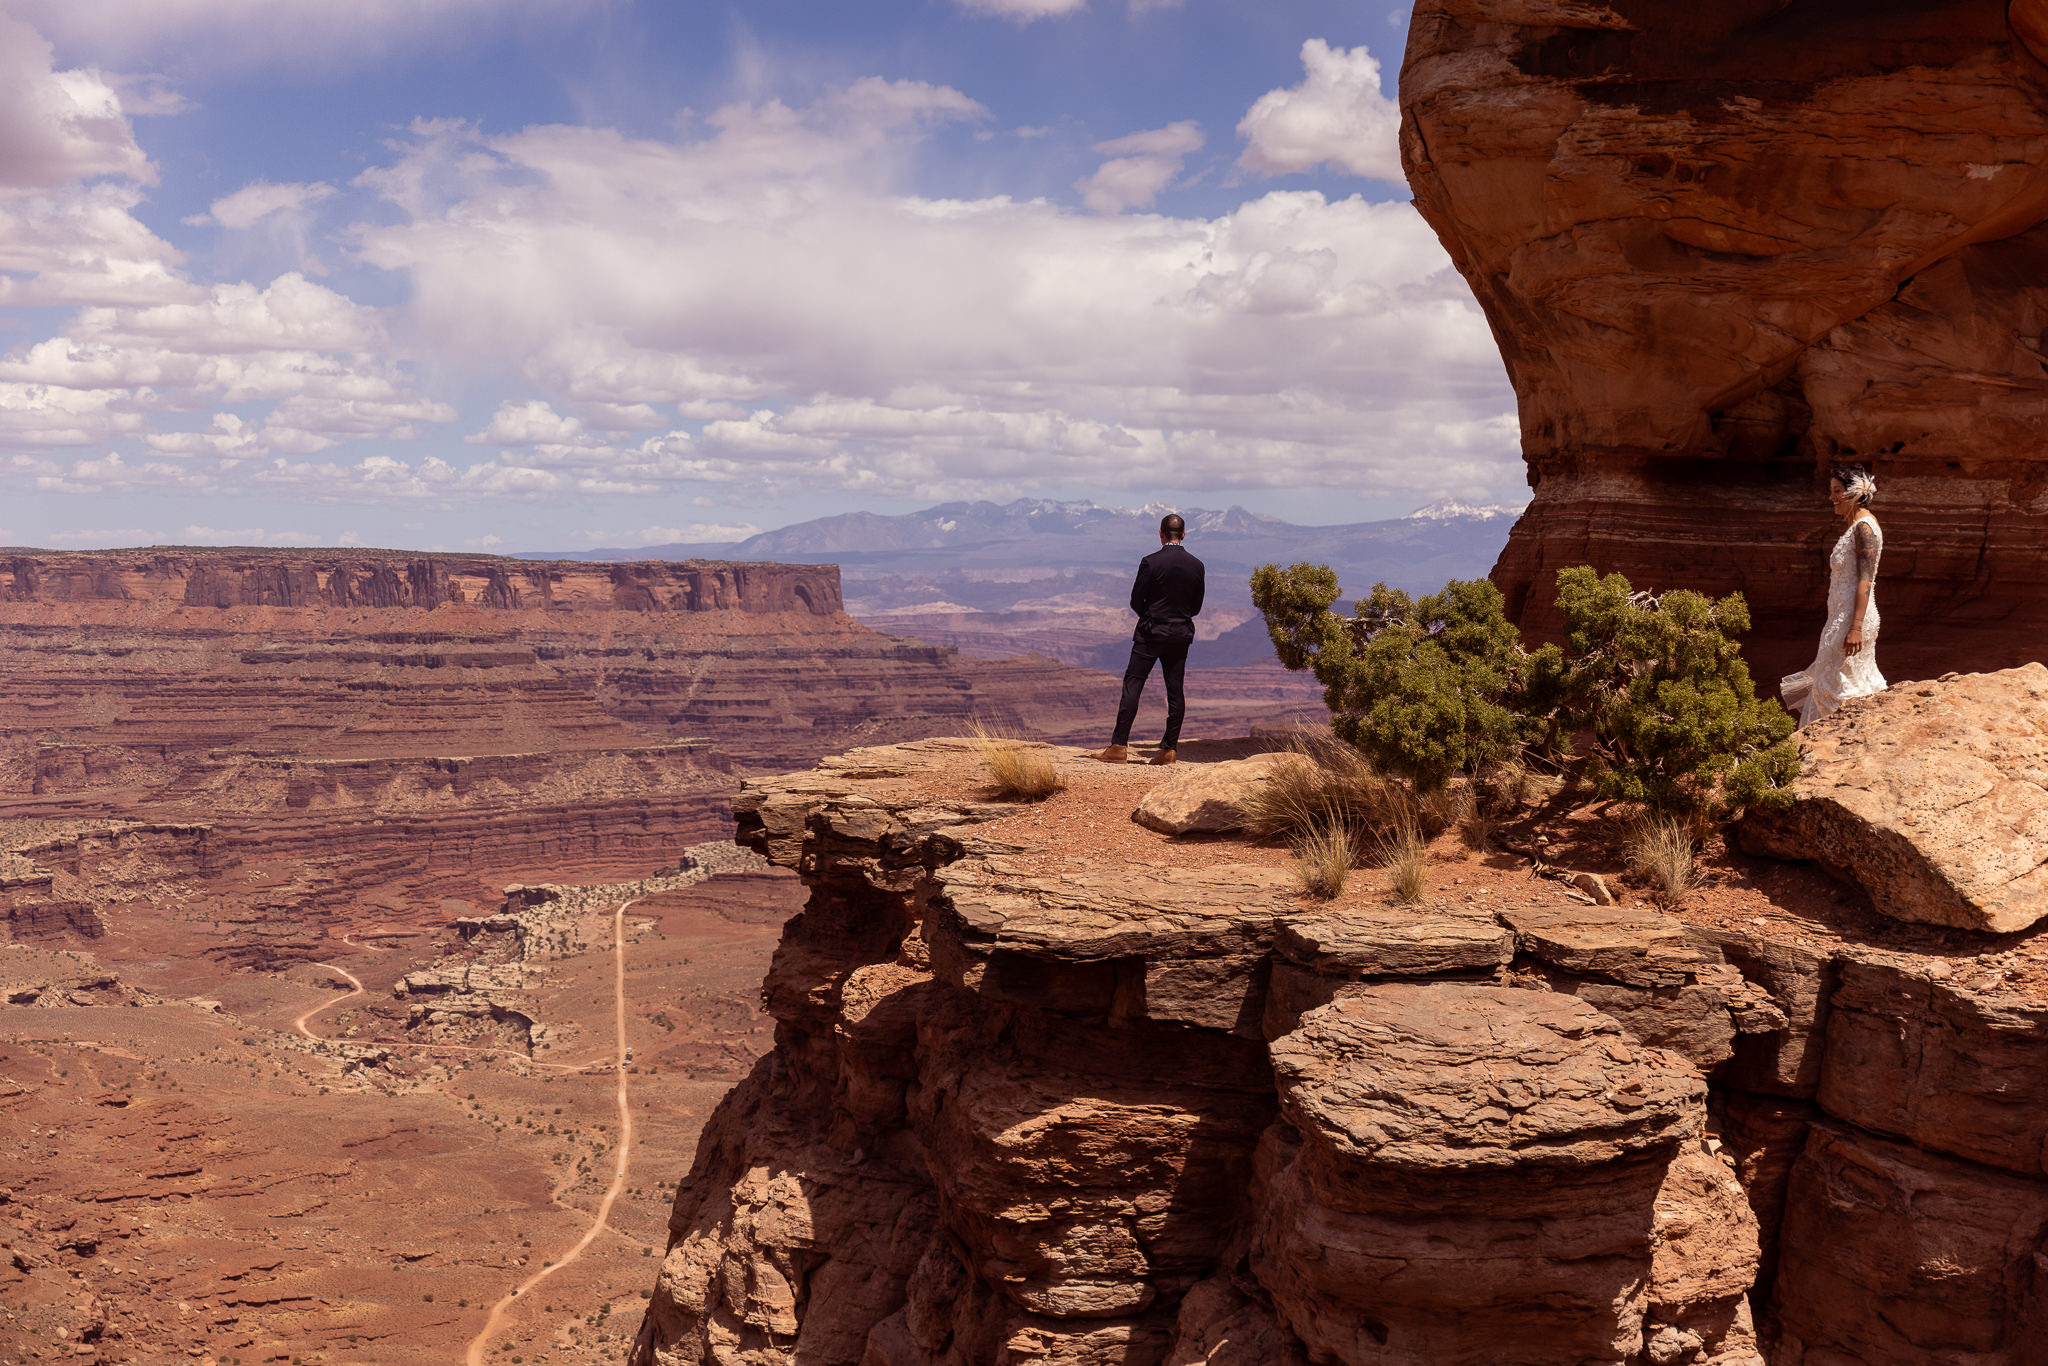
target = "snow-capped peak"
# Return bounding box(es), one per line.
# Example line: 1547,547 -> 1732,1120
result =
1404,497 -> 1528,522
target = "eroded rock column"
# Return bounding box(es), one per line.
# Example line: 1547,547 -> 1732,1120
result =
1252,985 -> 1760,1366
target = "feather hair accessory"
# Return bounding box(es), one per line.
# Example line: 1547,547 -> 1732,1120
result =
1831,465 -> 1877,507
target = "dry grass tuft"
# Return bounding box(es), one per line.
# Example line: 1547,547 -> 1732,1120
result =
1239,737 -> 1402,840
1628,814 -> 1701,903
1292,819 -> 1356,900
966,721 -> 1067,802
1475,756 -> 1533,817
1417,782 -> 1471,839
1375,809 -> 1428,904
1458,811 -> 1497,855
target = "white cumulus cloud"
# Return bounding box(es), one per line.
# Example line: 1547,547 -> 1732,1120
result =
467,399 -> 593,447
1076,120 -> 1204,214
950,0 -> 1088,20
190,180 -> 335,229
2,60 -> 1515,516
1237,39 -> 1404,183
2,273 -> 449,457
0,13 -> 152,190
341,83 -> 1513,506
6,0 -> 609,72
0,15 -> 187,309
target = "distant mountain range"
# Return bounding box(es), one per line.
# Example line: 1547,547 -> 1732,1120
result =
522,498 -> 1525,670
528,496 -> 1523,584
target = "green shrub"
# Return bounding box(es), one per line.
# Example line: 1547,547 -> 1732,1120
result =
1250,567 -> 1532,791
1251,561 -> 1798,820
1529,566 -> 1798,817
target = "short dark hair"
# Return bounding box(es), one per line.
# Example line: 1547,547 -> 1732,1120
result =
1160,513 -> 1185,541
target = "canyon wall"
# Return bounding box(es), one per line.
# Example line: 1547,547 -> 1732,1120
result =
631,741 -> 2048,1365
1400,0 -> 2048,682
1,549 -> 843,616
0,551 -> 1123,963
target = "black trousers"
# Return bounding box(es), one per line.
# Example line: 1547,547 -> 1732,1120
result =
1110,636 -> 1190,749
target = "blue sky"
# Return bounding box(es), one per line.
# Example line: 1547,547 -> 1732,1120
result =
0,0 -> 1518,551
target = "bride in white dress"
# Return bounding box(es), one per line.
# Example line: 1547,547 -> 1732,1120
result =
1782,465 -> 1885,729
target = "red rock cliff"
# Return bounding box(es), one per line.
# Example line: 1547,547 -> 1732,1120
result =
1401,0 -> 2048,682
0,549 -> 1116,963
0,549 -> 844,616
630,738 -> 2048,1365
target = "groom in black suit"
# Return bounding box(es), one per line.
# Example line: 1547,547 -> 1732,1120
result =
1094,512 -> 1204,766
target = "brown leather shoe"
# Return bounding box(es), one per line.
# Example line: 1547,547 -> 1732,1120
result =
1091,745 -> 1130,764
1149,748 -> 1178,765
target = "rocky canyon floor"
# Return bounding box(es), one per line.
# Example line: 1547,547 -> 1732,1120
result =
1,855 -> 803,1366
0,550 -> 1325,1366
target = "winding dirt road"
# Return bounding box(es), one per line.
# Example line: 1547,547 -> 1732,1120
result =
464,898 -> 638,1365
291,962 -> 365,1040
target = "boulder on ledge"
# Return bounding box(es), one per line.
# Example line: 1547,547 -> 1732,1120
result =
1132,751 -> 1316,836
1740,665 -> 2048,933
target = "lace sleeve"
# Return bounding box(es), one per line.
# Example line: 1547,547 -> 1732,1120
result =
1852,518 -> 1881,584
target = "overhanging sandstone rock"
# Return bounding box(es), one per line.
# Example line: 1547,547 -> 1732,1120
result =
1401,1 -> 2048,680
1739,665 -> 2048,933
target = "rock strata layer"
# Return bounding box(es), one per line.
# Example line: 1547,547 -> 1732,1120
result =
1400,0 -> 2048,682
0,551 -> 1123,960
2,549 -> 842,615
630,740 -> 2048,1365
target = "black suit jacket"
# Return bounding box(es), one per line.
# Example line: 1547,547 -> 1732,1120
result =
1130,542 -> 1204,645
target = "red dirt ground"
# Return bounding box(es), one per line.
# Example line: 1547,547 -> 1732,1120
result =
0,870 -> 801,1366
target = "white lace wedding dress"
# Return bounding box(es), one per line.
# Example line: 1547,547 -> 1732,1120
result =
1781,514 -> 1885,728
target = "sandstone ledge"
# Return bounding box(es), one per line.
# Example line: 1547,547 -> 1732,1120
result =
633,738 -> 2048,1365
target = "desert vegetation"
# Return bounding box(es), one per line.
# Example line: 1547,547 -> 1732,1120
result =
1248,561 -> 1798,905
1627,813 -> 1705,906
967,721 -> 1069,802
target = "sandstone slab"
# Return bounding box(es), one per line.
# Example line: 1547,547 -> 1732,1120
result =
1130,752 -> 1315,835
1565,981 -> 1739,1073
1270,986 -> 1703,1176
1273,903 -> 1511,978
1501,903 -> 1711,988
1741,666 -> 2048,933
1253,987 -> 1731,1366
930,858 -> 1295,1035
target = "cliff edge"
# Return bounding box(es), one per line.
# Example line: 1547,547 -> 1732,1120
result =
629,729 -> 2048,1364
